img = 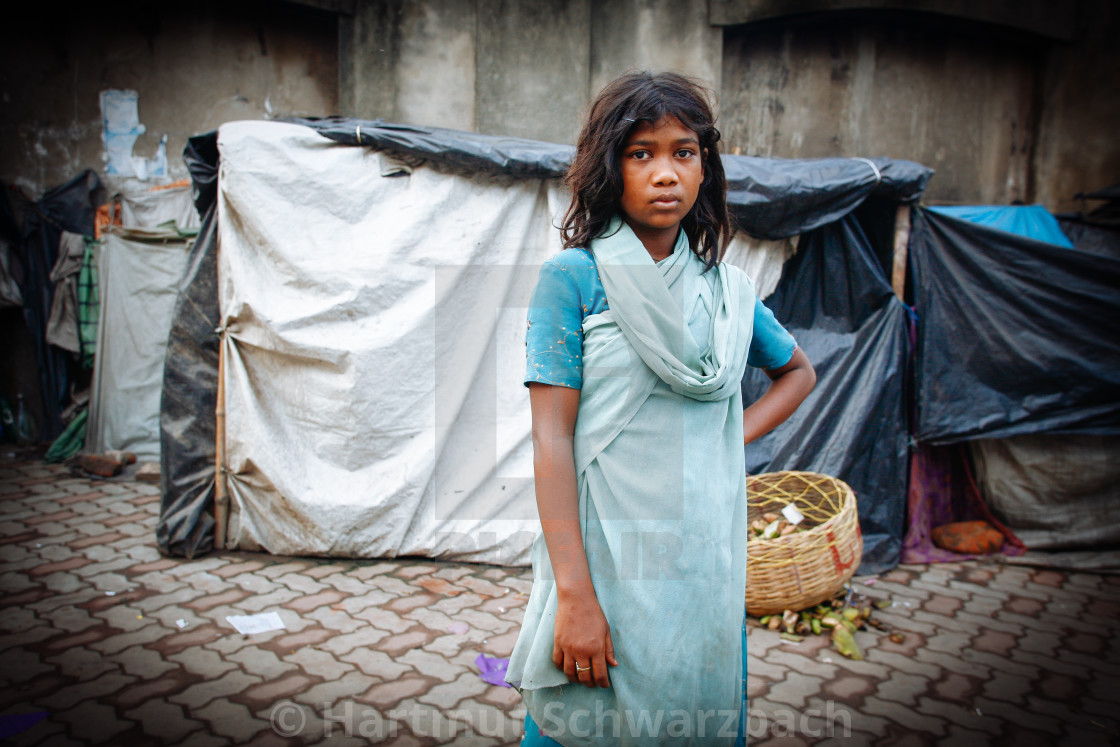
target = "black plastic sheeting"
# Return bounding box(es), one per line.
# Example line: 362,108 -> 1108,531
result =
157,132 -> 219,558
742,215 -> 910,574
1058,218 -> 1120,259
158,117 -> 929,558
15,171 -> 101,440
290,117 -> 575,180
910,207 -> 1120,444
724,156 -> 930,240
291,117 -> 932,239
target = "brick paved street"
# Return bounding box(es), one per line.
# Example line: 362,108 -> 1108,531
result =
1,453 -> 1118,745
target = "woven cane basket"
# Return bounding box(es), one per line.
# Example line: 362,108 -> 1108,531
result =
745,471 -> 862,616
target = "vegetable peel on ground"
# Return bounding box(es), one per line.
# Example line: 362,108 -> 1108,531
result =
831,625 -> 864,660
747,585 -> 903,659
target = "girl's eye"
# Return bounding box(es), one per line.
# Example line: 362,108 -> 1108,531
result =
630,150 -> 650,160
677,149 -> 696,158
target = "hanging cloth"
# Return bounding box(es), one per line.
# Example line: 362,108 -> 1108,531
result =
45,231 -> 88,353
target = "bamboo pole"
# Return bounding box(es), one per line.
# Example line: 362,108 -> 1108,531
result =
891,204 -> 912,301
214,332 -> 229,550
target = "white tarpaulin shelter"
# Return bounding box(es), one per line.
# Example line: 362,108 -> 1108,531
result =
87,226 -> 190,460
214,121 -> 789,565
86,182 -> 198,460
159,116 -> 932,562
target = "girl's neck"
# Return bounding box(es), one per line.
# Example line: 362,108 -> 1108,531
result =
624,217 -> 679,262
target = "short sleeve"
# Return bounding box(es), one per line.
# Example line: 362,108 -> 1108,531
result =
524,260 -> 585,389
747,296 -> 797,370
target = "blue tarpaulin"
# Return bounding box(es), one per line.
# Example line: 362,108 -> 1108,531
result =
927,204 -> 1074,248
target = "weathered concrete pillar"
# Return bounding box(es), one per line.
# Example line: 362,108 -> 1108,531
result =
475,0 -> 591,143
341,0 -> 590,141
590,0 -> 723,101
340,0 -> 478,131
340,0 -> 720,144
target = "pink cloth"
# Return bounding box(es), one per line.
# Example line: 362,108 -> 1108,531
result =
901,443 -> 1025,564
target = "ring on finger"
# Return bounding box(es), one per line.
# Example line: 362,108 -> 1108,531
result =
575,662 -> 590,673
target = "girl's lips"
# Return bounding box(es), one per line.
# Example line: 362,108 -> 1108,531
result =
652,195 -> 681,205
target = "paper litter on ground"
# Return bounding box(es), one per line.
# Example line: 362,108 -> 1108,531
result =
226,612 -> 286,635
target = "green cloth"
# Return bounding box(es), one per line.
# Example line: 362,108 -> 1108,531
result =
45,409 -> 87,463
507,219 -> 755,745
78,238 -> 100,369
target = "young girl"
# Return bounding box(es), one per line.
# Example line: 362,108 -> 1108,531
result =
505,71 -> 815,746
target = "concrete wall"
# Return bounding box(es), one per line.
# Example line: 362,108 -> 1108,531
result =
0,2 -> 338,197
717,2 -> 1119,210
340,0 -> 1117,212
710,0 -> 1076,41
340,0 -> 721,145
1033,1 -> 1120,212
719,14 -> 1041,205
3,0 -> 1116,213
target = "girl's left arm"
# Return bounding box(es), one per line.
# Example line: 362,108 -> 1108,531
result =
743,347 -> 816,444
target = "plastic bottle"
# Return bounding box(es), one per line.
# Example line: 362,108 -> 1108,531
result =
0,396 -> 13,442
16,393 -> 37,447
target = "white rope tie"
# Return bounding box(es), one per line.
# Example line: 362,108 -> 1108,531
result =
854,157 -> 882,185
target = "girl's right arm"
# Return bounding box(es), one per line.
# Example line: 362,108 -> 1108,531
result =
528,382 -> 619,688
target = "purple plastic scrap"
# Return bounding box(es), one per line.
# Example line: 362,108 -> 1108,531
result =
475,653 -> 512,688
0,712 -> 50,739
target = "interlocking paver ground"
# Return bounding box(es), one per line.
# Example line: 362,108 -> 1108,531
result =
2,453 -> 1119,745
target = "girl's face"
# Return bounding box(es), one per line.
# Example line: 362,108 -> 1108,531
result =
618,115 -> 704,249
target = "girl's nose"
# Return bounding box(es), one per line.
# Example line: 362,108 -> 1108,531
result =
652,159 -> 679,185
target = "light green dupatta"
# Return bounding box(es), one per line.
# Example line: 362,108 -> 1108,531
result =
507,218 -> 756,746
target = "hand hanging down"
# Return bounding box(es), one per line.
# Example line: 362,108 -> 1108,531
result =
529,382 -> 619,689
553,585 -> 619,688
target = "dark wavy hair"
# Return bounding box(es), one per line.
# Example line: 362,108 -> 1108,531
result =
560,71 -> 730,270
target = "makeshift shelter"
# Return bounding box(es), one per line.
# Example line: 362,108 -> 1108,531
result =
6,172 -> 101,441
57,180 -> 199,463
1,171 -> 200,461
740,209 -> 912,572
901,206 -> 1120,567
86,224 -> 192,460
158,118 -> 931,570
